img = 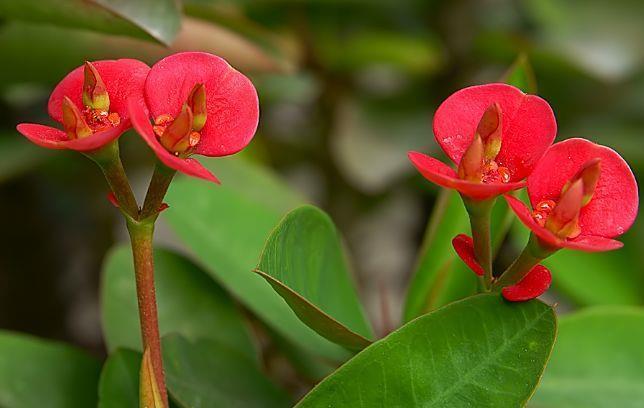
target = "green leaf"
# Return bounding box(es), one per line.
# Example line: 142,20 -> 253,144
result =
98,349 -> 140,408
101,246 -> 256,361
531,307 -> 644,407
0,331 -> 101,408
298,294 -> 557,407
403,189 -> 471,321
163,334 -> 290,408
502,53 -> 538,93
164,157 -> 349,361
0,0 -> 175,44
90,0 -> 181,45
255,205 -> 373,350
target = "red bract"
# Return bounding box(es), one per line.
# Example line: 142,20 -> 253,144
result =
17,59 -> 149,151
501,265 -> 552,302
129,52 -> 259,183
409,83 -> 557,200
452,233 -> 551,301
452,234 -> 484,276
506,138 -> 638,252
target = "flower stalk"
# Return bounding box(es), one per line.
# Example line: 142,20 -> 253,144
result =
463,197 -> 495,291
127,217 -> 168,407
493,234 -> 556,289
86,141 -> 139,218
141,162 -> 176,220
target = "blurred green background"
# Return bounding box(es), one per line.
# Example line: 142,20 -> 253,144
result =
0,0 -> 642,356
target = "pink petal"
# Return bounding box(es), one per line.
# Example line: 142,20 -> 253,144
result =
562,235 -> 624,252
433,83 -> 556,181
452,234 -> 484,276
48,59 -> 149,124
144,52 -> 259,157
527,138 -> 638,239
128,98 -> 220,184
16,122 -> 127,152
16,123 -> 67,149
502,265 -> 552,302
409,151 -> 525,200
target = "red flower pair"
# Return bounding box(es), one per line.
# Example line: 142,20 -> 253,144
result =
17,52 -> 259,183
411,83 -> 638,301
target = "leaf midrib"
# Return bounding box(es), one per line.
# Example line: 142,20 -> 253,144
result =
427,306 -> 552,407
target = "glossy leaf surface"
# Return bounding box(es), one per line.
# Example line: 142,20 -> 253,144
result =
256,205 -> 373,350
299,294 -> 556,407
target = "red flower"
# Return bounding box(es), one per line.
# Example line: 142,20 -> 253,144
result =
129,52 -> 259,183
506,138 -> 638,252
409,83 -> 557,200
452,233 -> 552,301
17,59 -> 149,151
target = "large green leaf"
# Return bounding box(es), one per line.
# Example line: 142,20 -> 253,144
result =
298,294 -> 556,407
531,307 -> 644,407
101,246 -> 256,361
255,205 -> 373,350
163,334 -> 290,408
297,294 -> 556,408
163,157 -> 349,361
0,331 -> 101,408
0,0 -> 178,45
98,349 -> 140,408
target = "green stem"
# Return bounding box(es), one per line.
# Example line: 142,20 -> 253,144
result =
86,141 -> 139,218
492,234 -> 557,289
140,162 -> 176,220
127,218 -> 168,407
463,196 -> 495,291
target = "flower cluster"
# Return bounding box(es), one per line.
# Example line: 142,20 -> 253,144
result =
17,52 -> 259,184
410,84 -> 638,301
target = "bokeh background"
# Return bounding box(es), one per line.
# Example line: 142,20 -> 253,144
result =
0,0 -> 642,356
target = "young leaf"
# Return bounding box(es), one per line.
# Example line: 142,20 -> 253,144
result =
255,205 -> 373,350
502,53 -> 538,93
99,349 -> 140,408
140,348 -> 165,408
0,331 -> 101,408
162,334 -> 290,408
101,246 -> 257,362
164,157 -> 349,361
298,294 -> 556,407
531,307 -> 644,407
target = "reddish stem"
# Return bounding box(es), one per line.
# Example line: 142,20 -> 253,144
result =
127,219 -> 168,406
